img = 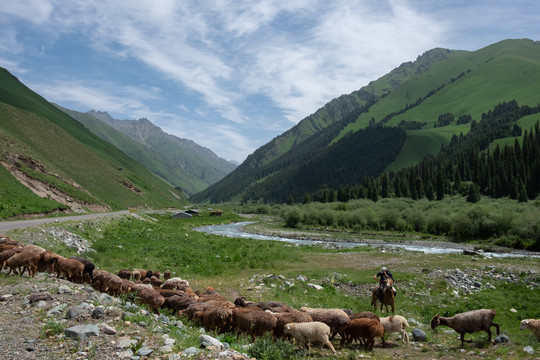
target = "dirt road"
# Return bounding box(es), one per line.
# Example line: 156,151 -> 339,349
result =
0,210 -> 130,232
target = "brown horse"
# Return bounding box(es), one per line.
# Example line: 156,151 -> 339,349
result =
371,279 -> 395,313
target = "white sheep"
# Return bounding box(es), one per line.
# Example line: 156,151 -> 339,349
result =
284,321 -> 336,354
380,315 -> 410,343
520,319 -> 540,342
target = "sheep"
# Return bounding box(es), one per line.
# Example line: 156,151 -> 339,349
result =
350,311 -> 380,322
283,321 -> 336,354
69,256 -> 95,283
271,310 -> 313,339
430,309 -> 500,347
341,318 -> 385,350
162,277 -> 190,291
0,244 -> 21,252
234,296 -> 286,311
163,294 -> 197,314
0,236 -> 23,246
182,302 -> 214,321
132,284 -> 165,313
231,307 -> 277,341
132,270 -> 141,281
199,304 -> 233,333
4,250 -> 44,277
520,319 -> 540,342
36,250 -> 58,274
163,270 -> 171,280
117,269 -> 132,280
299,307 -> 350,340
49,257 -> 85,283
380,315 -> 410,344
92,270 -> 123,295
0,247 -> 25,272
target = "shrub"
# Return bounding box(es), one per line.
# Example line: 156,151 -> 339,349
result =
406,210 -> 427,232
426,213 -> 451,235
284,208 -> 302,228
247,333 -> 302,360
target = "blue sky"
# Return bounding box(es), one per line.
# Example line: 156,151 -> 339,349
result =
1,1 -> 539,163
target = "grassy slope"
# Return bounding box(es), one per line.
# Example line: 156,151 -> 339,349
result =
0,68 -> 186,211
348,39 -> 540,171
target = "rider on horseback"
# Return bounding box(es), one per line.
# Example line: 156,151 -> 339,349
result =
373,267 -> 397,301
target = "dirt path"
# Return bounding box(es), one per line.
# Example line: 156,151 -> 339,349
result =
0,211 -> 130,232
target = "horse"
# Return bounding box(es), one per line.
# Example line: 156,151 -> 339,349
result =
371,278 -> 395,313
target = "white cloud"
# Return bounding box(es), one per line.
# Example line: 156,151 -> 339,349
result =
0,0 -> 53,24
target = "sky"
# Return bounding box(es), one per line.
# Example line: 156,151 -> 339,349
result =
1,1 -> 539,163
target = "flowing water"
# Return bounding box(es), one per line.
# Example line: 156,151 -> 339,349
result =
195,221 -> 540,258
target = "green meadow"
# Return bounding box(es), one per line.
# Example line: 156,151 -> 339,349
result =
5,205 -> 539,359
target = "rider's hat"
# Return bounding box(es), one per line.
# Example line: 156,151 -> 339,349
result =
381,267 -> 387,271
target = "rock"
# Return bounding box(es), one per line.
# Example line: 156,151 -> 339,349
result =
523,346 -> 534,355
0,294 -> 14,302
64,324 -> 99,340
102,325 -> 117,335
183,347 -> 198,355
199,334 -> 224,349
117,349 -> 133,359
58,285 -> 72,294
307,283 -> 323,290
157,314 -> 170,323
116,337 -> 137,349
494,334 -> 509,343
28,292 -> 53,303
47,303 -> 68,317
296,275 -> 307,282
66,305 -> 86,319
137,347 -> 153,356
100,293 -> 116,305
92,306 -> 105,319
473,281 -> 482,288
412,328 -> 427,341
510,308 -> 517,313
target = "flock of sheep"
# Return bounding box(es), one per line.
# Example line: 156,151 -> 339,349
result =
1,234 -> 540,354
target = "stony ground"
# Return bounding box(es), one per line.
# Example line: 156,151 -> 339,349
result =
0,273 -> 254,360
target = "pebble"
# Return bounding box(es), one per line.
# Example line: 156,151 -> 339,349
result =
523,346 -> 534,355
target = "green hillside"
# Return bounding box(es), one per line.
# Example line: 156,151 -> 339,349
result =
58,107 -> 233,195
192,39 -> 540,204
0,68 -> 186,218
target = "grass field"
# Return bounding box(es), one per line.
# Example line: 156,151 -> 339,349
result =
4,208 -> 539,359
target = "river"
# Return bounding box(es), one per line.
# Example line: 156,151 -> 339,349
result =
195,221 -> 540,259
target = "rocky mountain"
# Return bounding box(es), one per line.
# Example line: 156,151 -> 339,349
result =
61,109 -> 237,196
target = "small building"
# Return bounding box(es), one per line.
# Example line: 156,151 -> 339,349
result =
170,211 -> 192,219
209,209 -> 223,217
185,209 -> 200,216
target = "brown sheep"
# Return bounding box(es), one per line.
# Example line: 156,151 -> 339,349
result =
182,302 -> 214,321
272,310 -> 313,339
36,250 -> 58,274
132,284 -> 165,313
92,270 -> 123,296
163,295 -> 197,314
299,307 -> 350,341
117,269 -> 132,280
341,318 -> 385,350
231,307 -> 277,341
163,270 -> 171,281
153,271 -> 161,279
4,250 -> 44,277
234,296 -> 287,311
132,270 -> 141,281
121,279 -> 135,294
350,311 -> 380,322
0,236 -> 23,246
0,244 -> 21,252
69,256 -> 95,283
431,309 -> 500,347
49,257 -> 84,283
199,304 -> 233,333
162,277 -> 190,291
0,247 -> 25,272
